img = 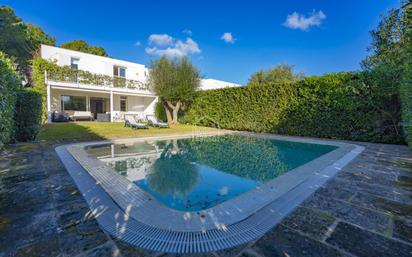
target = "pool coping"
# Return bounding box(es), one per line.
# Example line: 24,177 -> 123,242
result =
55,132 -> 364,253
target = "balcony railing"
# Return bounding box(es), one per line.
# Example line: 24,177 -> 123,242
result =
46,70 -> 149,91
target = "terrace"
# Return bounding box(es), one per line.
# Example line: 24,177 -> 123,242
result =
1,124 -> 411,256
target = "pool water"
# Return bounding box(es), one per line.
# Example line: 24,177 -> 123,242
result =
86,135 -> 336,211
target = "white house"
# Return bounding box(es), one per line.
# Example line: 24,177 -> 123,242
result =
41,44 -> 240,122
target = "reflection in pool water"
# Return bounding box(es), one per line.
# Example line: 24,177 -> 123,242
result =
86,135 -> 336,211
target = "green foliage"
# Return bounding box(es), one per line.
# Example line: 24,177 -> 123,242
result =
31,57 -> 148,122
14,89 -> 42,142
0,5 -> 55,77
185,72 -> 404,144
155,101 -> 167,122
401,1 -> 412,147
61,40 -> 108,57
149,56 -> 200,103
0,51 -> 20,147
149,56 -> 200,123
248,64 -> 303,86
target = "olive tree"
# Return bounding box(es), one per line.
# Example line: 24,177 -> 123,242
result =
149,56 -> 200,124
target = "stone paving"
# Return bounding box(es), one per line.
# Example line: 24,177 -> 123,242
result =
0,141 -> 411,256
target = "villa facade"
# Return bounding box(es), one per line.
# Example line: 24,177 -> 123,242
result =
41,45 -> 240,122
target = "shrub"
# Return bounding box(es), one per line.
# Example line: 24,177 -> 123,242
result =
14,89 -> 42,141
185,72 -> 404,144
0,51 -> 20,148
155,101 -> 167,122
401,2 -> 412,147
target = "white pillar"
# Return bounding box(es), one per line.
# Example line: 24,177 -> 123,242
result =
110,90 -> 114,122
46,84 -> 51,112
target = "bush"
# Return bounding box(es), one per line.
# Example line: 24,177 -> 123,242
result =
14,89 -> 42,141
155,101 -> 167,122
401,3 -> 412,147
0,51 -> 20,148
185,72 -> 404,144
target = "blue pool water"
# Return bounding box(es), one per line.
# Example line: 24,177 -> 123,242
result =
86,135 -> 336,211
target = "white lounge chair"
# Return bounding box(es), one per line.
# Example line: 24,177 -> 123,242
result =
125,116 -> 148,129
146,115 -> 169,128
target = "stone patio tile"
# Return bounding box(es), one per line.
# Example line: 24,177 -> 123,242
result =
302,192 -> 390,233
112,238 -> 161,257
336,169 -> 398,187
14,234 -> 61,257
0,209 -> 59,252
393,218 -> 412,243
331,178 -> 412,204
350,192 -> 412,218
215,243 -> 252,257
76,241 -> 120,257
280,207 -> 336,240
252,225 -> 345,257
326,222 -> 412,257
158,252 -> 218,257
58,222 -> 109,256
311,180 -> 354,201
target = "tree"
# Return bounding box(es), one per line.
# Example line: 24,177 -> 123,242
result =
400,1 -> 412,143
361,1 -> 410,140
149,56 -> 200,124
61,40 -> 108,56
247,64 -> 303,86
0,6 -> 55,79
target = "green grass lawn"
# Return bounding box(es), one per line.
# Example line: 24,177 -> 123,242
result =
37,122 -> 218,144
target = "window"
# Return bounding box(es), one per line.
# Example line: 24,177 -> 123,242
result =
70,57 -> 80,69
113,66 -> 126,87
120,96 -> 127,112
113,66 -> 126,78
61,95 -> 86,111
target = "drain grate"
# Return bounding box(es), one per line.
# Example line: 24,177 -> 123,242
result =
56,141 -> 363,253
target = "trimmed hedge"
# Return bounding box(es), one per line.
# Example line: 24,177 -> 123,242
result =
185,72 -> 404,144
14,89 -> 43,141
155,101 -> 167,122
0,51 -> 20,148
401,3 -> 412,147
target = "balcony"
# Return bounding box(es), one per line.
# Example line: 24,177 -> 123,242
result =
45,70 -> 150,92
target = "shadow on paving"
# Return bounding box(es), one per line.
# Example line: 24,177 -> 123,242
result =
0,140 -> 411,256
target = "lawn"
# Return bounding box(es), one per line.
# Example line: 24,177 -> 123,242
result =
37,122 -> 219,144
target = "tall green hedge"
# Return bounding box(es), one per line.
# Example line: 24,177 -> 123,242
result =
0,51 -> 20,148
14,89 -> 42,142
185,72 -> 404,144
155,101 -> 167,122
401,2 -> 412,147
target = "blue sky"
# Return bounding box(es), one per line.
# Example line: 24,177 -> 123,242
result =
4,0 -> 401,84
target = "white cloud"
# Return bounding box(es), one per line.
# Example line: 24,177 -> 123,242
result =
145,35 -> 201,58
134,41 -> 141,46
148,34 -> 173,46
221,32 -> 235,43
283,10 -> 326,31
183,29 -> 192,36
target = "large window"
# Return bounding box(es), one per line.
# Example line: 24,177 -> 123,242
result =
113,66 -> 126,87
113,66 -> 126,78
61,95 -> 86,111
70,57 -> 79,69
120,96 -> 127,112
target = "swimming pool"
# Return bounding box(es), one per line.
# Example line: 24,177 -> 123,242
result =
56,132 -> 363,253
86,135 -> 337,211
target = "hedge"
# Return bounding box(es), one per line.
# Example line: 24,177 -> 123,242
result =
155,101 -> 167,122
14,89 -> 43,142
0,51 -> 20,148
401,3 -> 412,147
185,72 -> 404,144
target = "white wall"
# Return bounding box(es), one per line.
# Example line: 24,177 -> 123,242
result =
41,45 -> 241,91
199,78 -> 241,90
41,45 -> 149,83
